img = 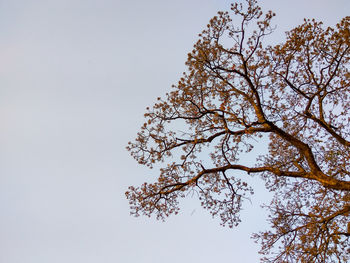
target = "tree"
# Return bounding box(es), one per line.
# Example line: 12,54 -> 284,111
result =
126,0 -> 350,262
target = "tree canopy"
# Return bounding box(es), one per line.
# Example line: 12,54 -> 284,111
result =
126,1 -> 350,262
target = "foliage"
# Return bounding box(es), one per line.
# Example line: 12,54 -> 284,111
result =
126,1 -> 350,261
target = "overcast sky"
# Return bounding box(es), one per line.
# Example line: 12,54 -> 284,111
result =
1,1 -> 349,262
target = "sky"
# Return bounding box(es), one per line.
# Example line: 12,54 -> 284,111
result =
0,0 -> 349,262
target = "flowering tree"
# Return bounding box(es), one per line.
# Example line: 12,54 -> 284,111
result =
126,1 -> 350,261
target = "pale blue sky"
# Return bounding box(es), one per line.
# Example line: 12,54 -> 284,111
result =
0,1 -> 349,262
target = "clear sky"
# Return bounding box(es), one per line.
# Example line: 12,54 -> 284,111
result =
0,1 -> 349,262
